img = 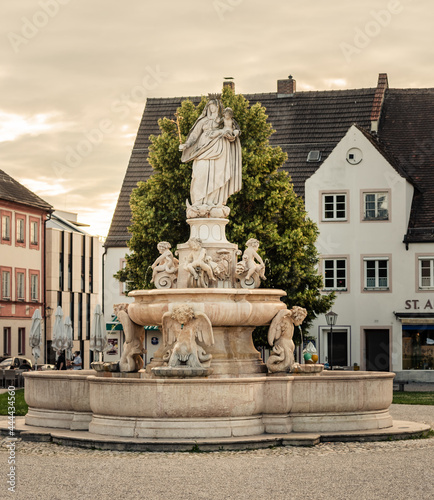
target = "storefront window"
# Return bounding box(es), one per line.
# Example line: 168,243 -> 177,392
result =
402,326 -> 434,370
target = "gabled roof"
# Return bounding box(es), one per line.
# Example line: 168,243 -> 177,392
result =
105,88 -> 376,247
354,124 -> 411,182
0,169 -> 53,212
379,89 -> 434,242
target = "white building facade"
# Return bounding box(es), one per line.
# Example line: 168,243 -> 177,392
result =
306,126 -> 434,381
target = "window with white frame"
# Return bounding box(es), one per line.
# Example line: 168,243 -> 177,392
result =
364,258 -> 389,290
17,272 -> 25,300
419,258 -> 434,289
16,217 -> 25,243
323,194 -> 347,221
2,270 -> 11,299
1,214 -> 10,241
30,220 -> 38,245
323,259 -> 347,290
30,274 -> 39,301
363,192 -> 388,220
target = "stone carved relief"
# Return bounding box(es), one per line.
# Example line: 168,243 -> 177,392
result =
162,304 -> 214,369
236,238 -> 266,289
213,249 -> 232,282
266,306 -> 308,373
151,241 -> 179,289
179,96 -> 242,219
184,238 -> 217,288
114,303 -> 146,372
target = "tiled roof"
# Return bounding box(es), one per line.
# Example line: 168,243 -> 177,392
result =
379,89 -> 434,242
105,88 -> 376,247
0,169 -> 53,212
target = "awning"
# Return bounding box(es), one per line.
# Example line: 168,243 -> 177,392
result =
402,324 -> 434,330
106,321 -> 159,331
394,312 -> 434,325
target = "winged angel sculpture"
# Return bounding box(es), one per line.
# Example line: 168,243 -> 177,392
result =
162,304 -> 214,368
266,306 -> 308,373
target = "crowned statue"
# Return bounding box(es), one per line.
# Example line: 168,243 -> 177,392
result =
179,94 -> 242,218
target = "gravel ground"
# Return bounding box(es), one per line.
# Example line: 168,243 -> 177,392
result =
0,404 -> 433,500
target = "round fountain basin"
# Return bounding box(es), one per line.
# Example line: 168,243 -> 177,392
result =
127,288 -> 287,327
23,371 -> 396,439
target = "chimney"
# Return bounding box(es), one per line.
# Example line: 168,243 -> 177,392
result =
370,73 -> 389,134
223,77 -> 235,92
277,75 -> 296,95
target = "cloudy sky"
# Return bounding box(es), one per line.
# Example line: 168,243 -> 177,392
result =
1,0 -> 433,237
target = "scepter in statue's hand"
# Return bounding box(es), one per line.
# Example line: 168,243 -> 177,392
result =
170,111 -> 183,145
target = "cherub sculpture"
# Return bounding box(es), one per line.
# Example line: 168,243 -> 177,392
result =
114,303 -> 146,372
151,241 -> 179,288
236,238 -> 266,288
221,107 -> 240,141
184,237 -> 216,288
162,304 -> 214,368
266,306 -> 308,373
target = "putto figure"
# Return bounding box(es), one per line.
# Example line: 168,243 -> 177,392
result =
179,95 -> 242,217
236,238 -> 266,288
266,306 -> 308,373
184,237 -> 216,288
221,107 -> 240,140
151,241 -> 179,289
162,304 -> 214,369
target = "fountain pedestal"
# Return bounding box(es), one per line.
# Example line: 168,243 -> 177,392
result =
128,288 -> 286,377
176,218 -> 239,288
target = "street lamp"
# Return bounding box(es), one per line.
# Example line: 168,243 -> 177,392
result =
325,310 -> 338,369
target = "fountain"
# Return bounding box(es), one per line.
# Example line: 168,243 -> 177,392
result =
13,95 -> 429,450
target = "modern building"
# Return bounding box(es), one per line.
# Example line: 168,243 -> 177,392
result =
0,169 -> 52,363
105,74 -> 434,380
45,211 -> 102,368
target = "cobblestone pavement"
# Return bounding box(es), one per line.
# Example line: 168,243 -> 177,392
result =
1,405 -> 433,500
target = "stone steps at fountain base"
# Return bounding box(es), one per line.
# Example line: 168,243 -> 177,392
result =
1,418 -> 430,452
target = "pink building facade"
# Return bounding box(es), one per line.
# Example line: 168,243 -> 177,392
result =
0,169 -> 52,362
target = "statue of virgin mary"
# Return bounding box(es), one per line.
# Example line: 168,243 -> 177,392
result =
179,96 -> 242,215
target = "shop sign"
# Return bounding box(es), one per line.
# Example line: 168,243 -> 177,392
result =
404,299 -> 434,310
151,337 -> 159,345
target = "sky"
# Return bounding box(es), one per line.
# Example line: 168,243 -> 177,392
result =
1,0 -> 433,237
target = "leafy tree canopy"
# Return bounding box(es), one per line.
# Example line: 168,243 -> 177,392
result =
116,86 -> 334,343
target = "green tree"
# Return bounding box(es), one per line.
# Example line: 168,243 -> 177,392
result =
116,87 -> 334,343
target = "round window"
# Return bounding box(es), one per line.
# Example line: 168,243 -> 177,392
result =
346,148 -> 363,165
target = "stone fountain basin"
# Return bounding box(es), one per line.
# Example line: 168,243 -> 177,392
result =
127,288 -> 287,327
24,370 -> 395,438
24,370 -> 96,430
